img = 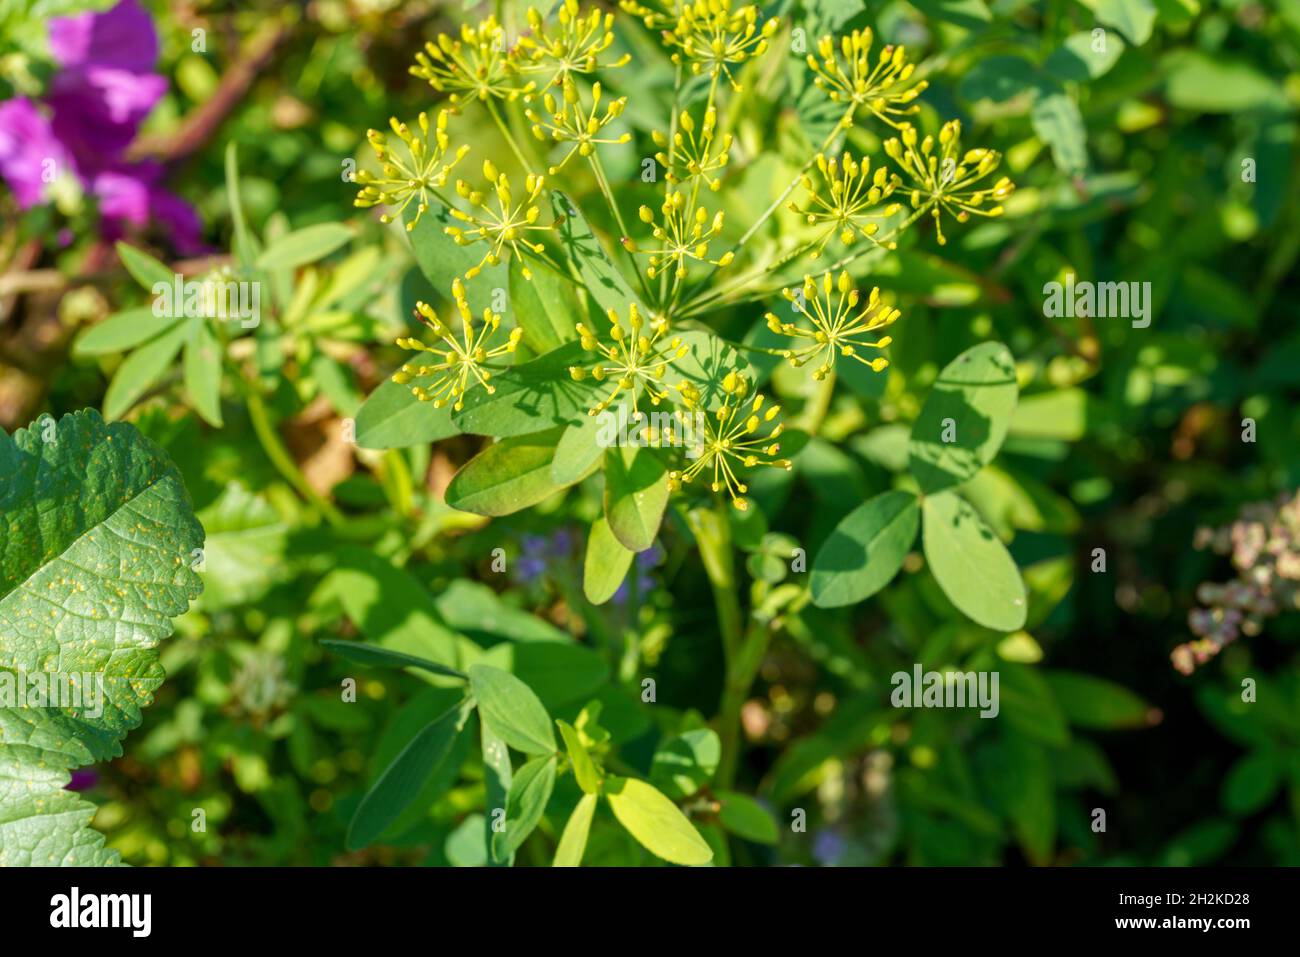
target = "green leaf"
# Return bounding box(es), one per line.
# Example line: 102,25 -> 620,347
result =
225,143 -> 260,269
1043,670 -> 1156,729
102,320 -> 190,420
183,320 -> 223,427
509,254 -> 580,353
558,719 -> 600,793
553,792 -> 597,866
481,724 -> 514,866
1221,751 -> 1282,816
958,55 -> 1042,107
406,200 -> 506,304
1031,91 -> 1088,175
908,341 -> 1018,495
347,699 -> 471,850
468,664 -> 557,755
1009,389 -> 1091,441
255,223 -> 353,271
1045,31 -> 1126,83
445,429 -> 568,516
1088,0 -> 1156,45
811,489 -> 919,608
192,482 -> 288,608
552,191 -> 646,314
650,728 -> 720,799
1162,50 -> 1288,113
584,515 -> 634,605
452,342 -> 601,438
670,329 -> 754,412
605,776 -> 713,866
320,639 -> 468,680
493,754 -> 557,857
73,308 -> 182,356
716,790 -> 779,844
115,241 -> 173,292
921,491 -> 1027,631
354,375 -> 458,450
315,547 -> 461,673
0,410 -> 204,866
604,445 -> 670,552
551,415 -> 606,485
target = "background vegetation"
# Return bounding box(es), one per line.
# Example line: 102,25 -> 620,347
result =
2,0 -> 1298,866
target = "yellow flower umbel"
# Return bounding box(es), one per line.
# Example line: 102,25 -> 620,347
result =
788,152 -> 902,256
665,0 -> 779,89
392,279 -> 523,410
765,271 -> 899,379
620,0 -> 684,30
525,78 -> 631,174
518,0 -> 631,90
353,111 -> 469,231
653,106 -> 732,191
627,191 -> 732,280
569,302 -> 689,414
884,120 -> 1015,245
446,162 -> 554,279
410,16 -> 532,105
806,28 -> 927,127
668,372 -> 791,510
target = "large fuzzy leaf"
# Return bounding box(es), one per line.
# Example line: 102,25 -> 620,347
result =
0,410 -> 204,866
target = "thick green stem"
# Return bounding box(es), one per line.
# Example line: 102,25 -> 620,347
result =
691,501 -> 761,789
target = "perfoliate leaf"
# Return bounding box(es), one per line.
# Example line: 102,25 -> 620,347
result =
0,410 -> 204,866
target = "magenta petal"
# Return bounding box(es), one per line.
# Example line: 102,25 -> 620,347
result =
47,67 -> 166,164
0,98 -> 76,208
48,0 -> 160,74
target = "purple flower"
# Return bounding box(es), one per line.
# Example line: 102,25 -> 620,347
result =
66,768 -> 100,792
0,99 -> 72,207
0,0 -> 201,251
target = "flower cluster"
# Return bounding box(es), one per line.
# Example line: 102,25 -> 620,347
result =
668,372 -> 791,510
445,162 -> 551,279
352,111 -> 468,230
629,191 -> 732,279
653,106 -> 732,191
884,120 -> 1014,245
664,0 -> 780,90
352,3 -> 1017,508
569,303 -> 688,414
789,152 -> 901,256
410,16 -> 531,105
518,0 -> 631,89
765,271 -> 900,379
1173,490 -> 1300,675
391,278 -> 523,410
525,79 -> 631,174
805,28 -> 927,127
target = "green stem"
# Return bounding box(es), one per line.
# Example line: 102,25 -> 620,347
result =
485,99 -> 534,175
589,152 -> 653,302
797,368 -> 837,433
245,388 -> 345,527
691,501 -> 758,789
